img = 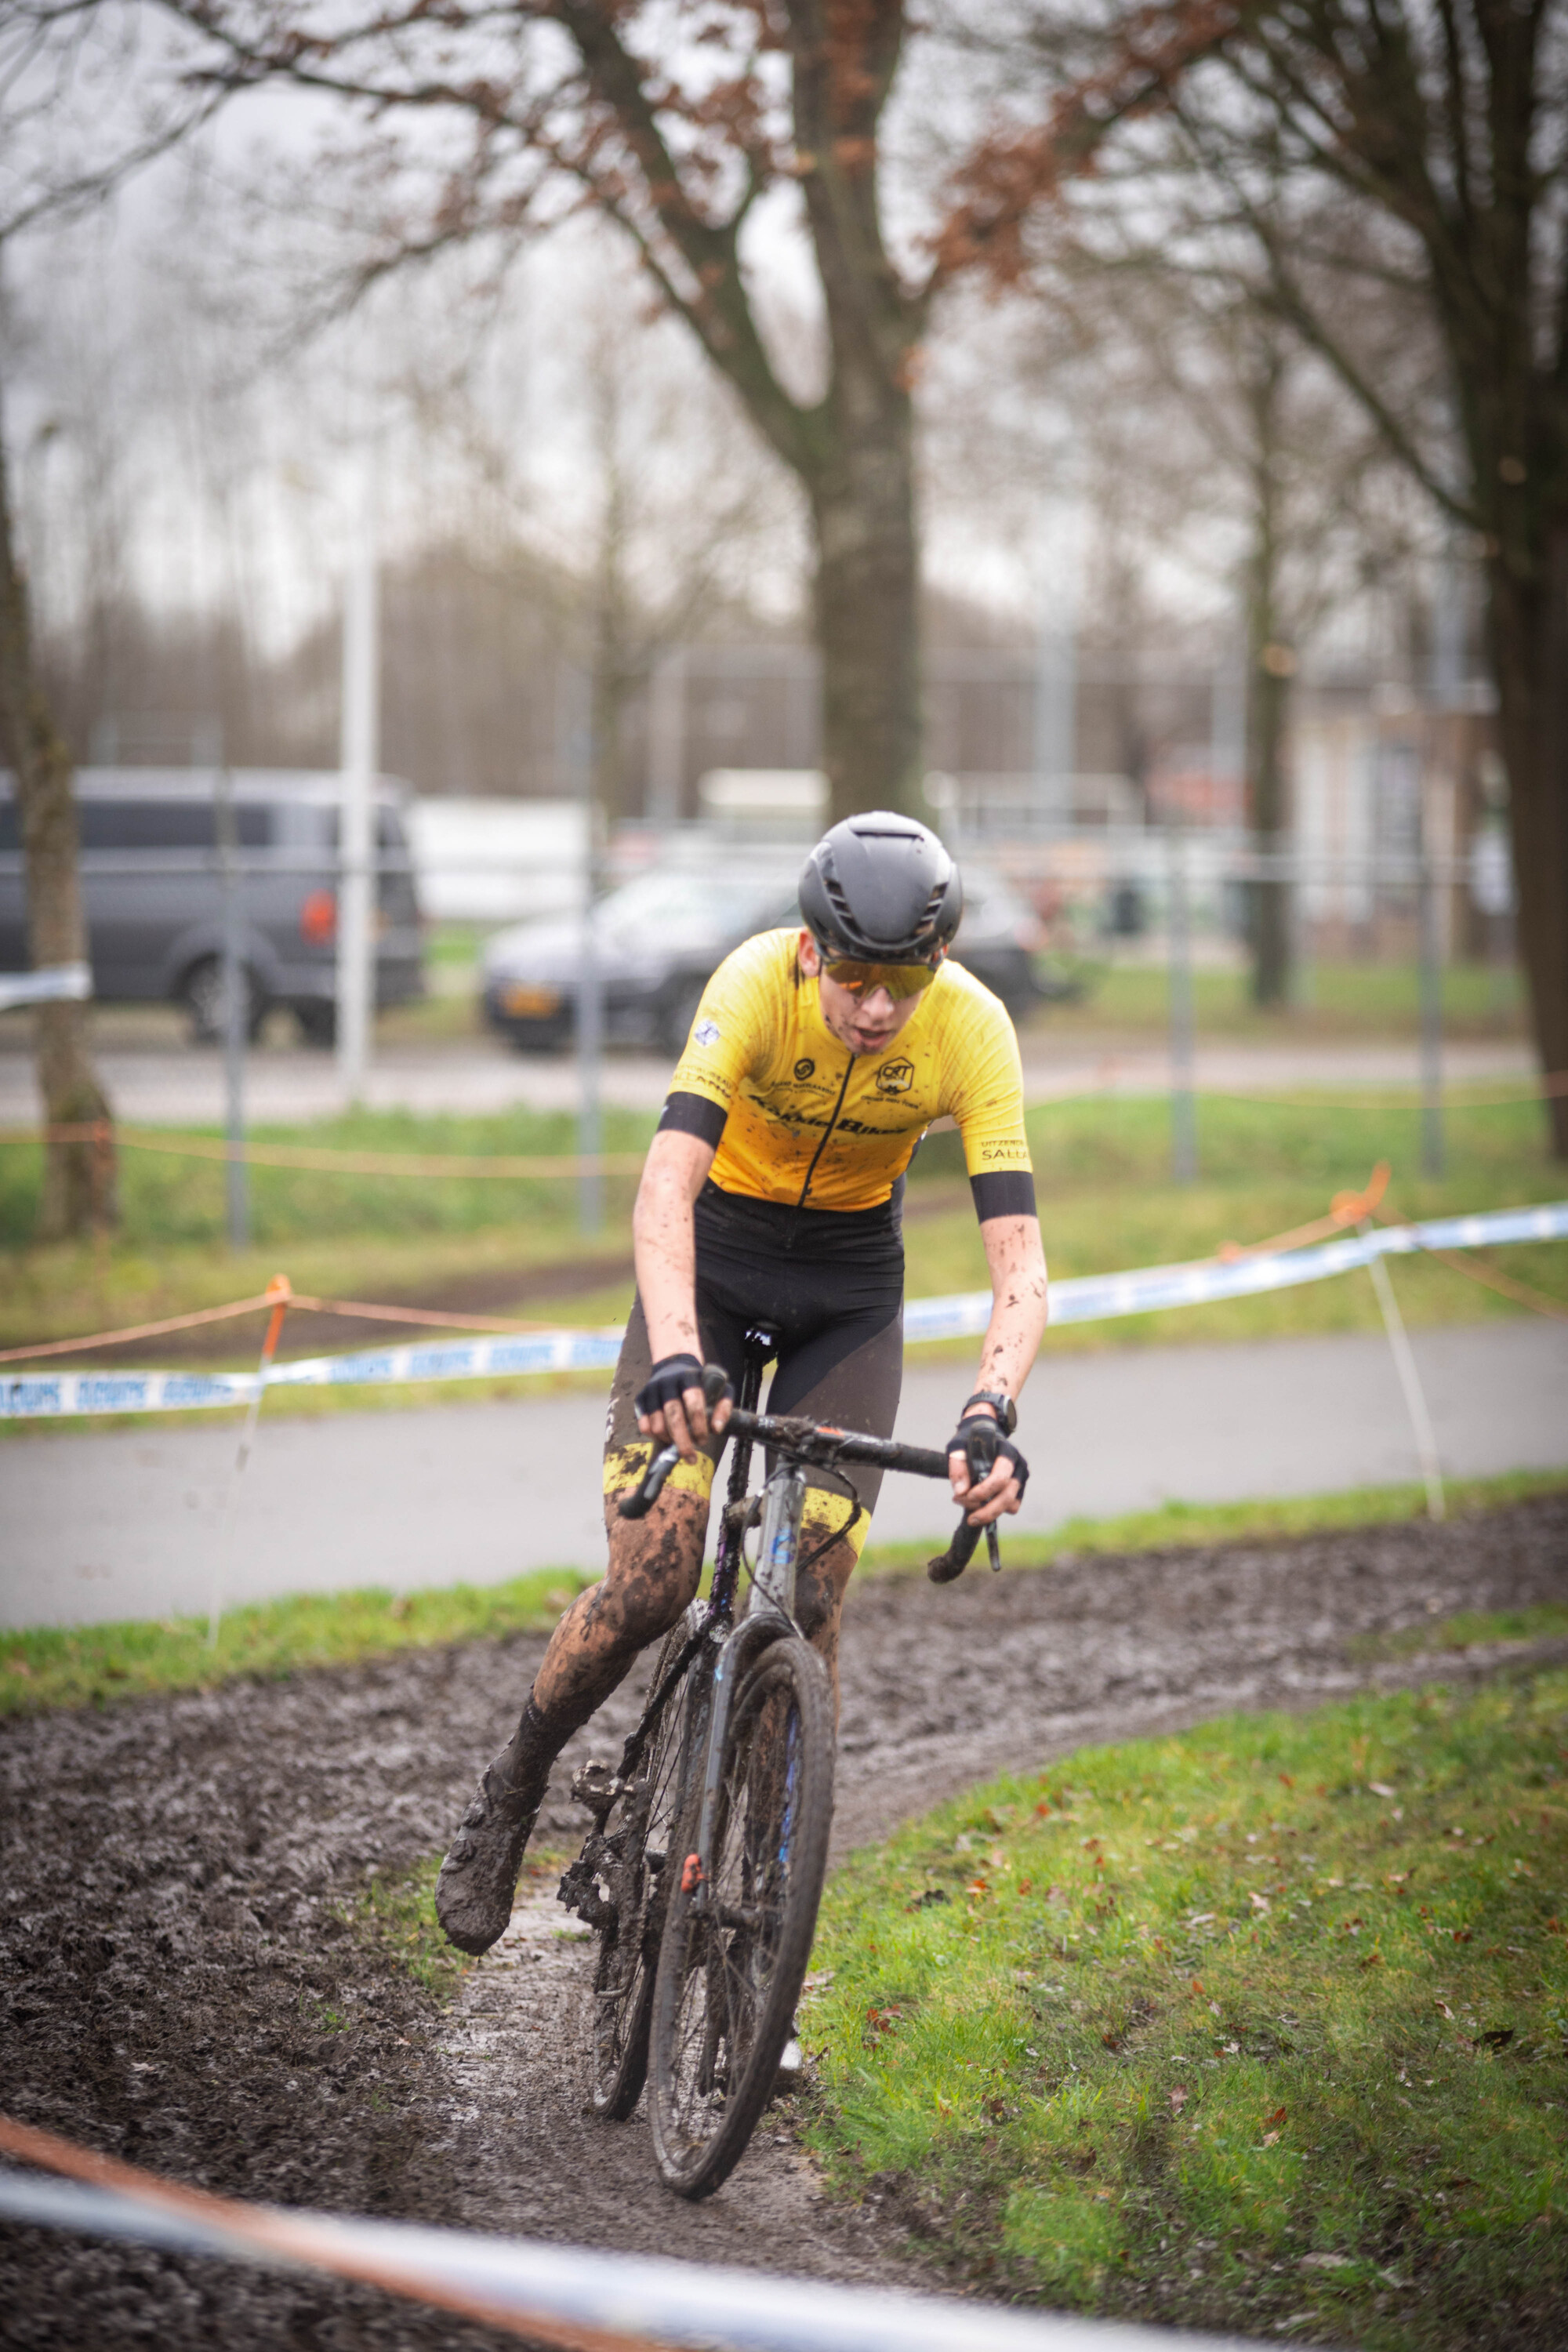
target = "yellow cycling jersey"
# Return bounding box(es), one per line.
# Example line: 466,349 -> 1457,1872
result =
663,928 -> 1033,1217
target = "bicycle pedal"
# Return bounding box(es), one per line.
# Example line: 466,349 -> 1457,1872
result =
571,1759 -> 621,1813
557,1854 -> 616,1932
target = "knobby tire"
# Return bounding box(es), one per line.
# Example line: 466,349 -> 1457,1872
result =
649,1635 -> 834,2198
586,1608 -> 706,2119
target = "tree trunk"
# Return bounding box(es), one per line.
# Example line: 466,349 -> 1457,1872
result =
0,422 -> 115,1236
808,397 -> 920,822
1487,538 -> 1568,1159
1246,648 -> 1293,1006
1243,352 -> 1291,1007
789,0 -> 924,826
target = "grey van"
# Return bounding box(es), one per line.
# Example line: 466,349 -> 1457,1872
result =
0,768 -> 424,1043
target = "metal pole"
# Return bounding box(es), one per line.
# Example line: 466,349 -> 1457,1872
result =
1417,792 -> 1444,1179
207,1278 -> 292,1646
647,645 -> 685,829
338,462 -> 379,1104
572,666 -> 603,1233
1361,1227 -> 1445,1520
212,743 -> 249,1252
1167,824 -> 1197,1184
1033,615 -> 1076,826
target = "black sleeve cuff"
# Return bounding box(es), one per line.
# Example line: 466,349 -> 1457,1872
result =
659,1091 -> 728,1147
971,1169 -> 1037,1222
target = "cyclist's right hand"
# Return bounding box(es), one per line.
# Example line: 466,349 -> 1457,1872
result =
634,1354 -> 733,1461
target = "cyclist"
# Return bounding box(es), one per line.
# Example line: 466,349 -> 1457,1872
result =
437,811 -> 1049,1956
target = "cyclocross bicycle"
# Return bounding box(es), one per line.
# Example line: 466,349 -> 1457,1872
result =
557,1327 -> 1004,2198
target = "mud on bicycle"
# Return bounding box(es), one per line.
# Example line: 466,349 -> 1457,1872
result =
557,1327 -> 1007,2199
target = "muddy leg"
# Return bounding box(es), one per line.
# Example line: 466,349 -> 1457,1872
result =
789,1534 -> 860,1724
531,1488 -> 710,1728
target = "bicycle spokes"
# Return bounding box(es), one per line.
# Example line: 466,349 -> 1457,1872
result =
662,1669 -> 804,2150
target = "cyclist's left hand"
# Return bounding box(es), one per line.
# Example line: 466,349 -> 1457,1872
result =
634,1354 -> 733,1462
947,1410 -> 1029,1526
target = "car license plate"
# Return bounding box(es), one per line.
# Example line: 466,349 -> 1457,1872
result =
503,983 -> 561,1017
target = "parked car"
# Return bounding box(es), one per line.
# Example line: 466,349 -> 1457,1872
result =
481,851 -> 1070,1054
0,768 -> 424,1044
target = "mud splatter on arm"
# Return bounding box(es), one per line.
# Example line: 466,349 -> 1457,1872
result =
632,1130 -> 714,1360
975,1211 -> 1050,1403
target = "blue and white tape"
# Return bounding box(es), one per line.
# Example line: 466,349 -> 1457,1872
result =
3,1200 -> 1564,1421
906,1200 -> 1568,1341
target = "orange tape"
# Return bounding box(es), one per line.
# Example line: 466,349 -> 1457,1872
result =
2,1124 -> 646,1180
0,1281 -> 573,1365
1217,1162 -> 1390,1263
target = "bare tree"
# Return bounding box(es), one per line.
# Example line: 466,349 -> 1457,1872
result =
946,0 -> 1568,1147
385,241 -> 804,816
132,0 -> 1230,823
0,2 -> 221,1237
0,398 -> 114,1236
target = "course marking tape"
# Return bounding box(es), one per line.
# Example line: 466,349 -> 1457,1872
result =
0,2165 -> 1253,2350
3,1200 -> 1564,1421
0,962 -> 92,1013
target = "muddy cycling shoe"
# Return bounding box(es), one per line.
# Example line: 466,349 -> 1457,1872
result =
436,1699 -> 559,1956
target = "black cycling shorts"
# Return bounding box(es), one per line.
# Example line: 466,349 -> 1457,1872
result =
602,1181 -> 904,1557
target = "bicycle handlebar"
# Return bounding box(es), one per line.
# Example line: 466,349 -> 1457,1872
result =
615,1365 -> 1007,1580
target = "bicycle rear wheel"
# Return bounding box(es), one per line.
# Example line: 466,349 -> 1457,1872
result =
649,1634 -> 834,2198
585,1609 -> 705,2118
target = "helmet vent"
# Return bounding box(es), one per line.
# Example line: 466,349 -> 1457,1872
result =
916,883 -> 947,935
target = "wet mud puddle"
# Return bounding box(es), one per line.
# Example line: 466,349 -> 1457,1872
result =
3,1494 -> 1565,2347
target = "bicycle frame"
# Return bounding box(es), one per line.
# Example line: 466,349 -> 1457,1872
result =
564,1328 -> 785,1871
564,1333 -> 980,1910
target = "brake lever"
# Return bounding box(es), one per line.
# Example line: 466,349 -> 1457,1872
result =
927,1416 -> 1007,1581
616,1363 -> 733,1520
618,1443 -> 681,1519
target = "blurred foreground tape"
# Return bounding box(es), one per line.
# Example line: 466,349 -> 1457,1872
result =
0,2111 -> 1250,2351
2,1199 -> 1565,1421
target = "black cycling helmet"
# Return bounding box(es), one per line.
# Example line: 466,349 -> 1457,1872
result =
798,811 -> 963,964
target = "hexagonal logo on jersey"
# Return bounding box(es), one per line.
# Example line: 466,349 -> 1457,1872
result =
874,1058 -> 914,1097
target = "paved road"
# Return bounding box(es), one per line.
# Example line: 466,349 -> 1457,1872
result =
3,1319 -> 1564,1630
0,1024 -> 1534,1122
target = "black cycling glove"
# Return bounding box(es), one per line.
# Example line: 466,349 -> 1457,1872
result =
635,1353 -> 717,1425
946,1412 -> 1029,1499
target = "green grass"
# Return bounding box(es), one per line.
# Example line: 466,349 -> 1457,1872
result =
800,1673 -> 1568,2348
1056,957 -> 1526,1040
0,1101 -> 653,1258
3,1089 -> 1563,1367
1349,1603 -> 1568,1666
0,1566 -> 596,1716
7,1473 -> 1564,1718
352,1849 -> 477,2005
856,1472 -> 1568,1580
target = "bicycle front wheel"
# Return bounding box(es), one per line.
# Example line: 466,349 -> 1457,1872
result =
649,1634 -> 834,2198
586,1610 -> 704,2119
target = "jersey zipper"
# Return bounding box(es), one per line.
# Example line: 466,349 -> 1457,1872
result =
788,1051 -> 855,1244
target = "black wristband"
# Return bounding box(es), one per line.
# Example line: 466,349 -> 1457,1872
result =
946,1412 -> 1029,1497
961,1388 -> 1017,1436
634,1353 -> 706,1421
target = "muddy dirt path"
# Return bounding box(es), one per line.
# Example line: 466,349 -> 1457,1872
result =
3,1496 -> 1565,2349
